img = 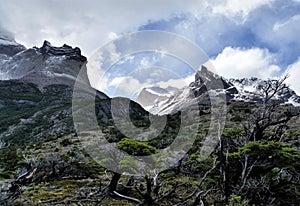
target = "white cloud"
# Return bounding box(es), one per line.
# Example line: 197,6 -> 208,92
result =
273,15 -> 300,31
156,75 -> 195,89
140,57 -> 152,68
0,0 -> 203,56
109,76 -> 149,98
108,32 -> 118,41
212,47 -> 281,79
212,0 -> 272,19
87,40 -> 122,91
87,50 -> 106,91
107,72 -> 195,99
285,58 -> 300,94
1,0 -> 298,98
272,15 -> 300,44
0,0 -> 275,57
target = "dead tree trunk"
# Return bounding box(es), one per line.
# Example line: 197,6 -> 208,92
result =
144,175 -> 154,205
108,172 -> 121,194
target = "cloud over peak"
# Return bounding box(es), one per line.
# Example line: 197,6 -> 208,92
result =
285,58 -> 300,94
212,47 -> 281,79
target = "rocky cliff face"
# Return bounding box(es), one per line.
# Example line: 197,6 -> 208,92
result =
0,40 -> 89,90
0,38 -> 97,147
189,66 -> 238,100
0,36 -> 26,57
138,66 -> 237,115
0,38 -> 149,149
0,34 -> 26,74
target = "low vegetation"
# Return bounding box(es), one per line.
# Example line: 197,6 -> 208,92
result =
0,77 -> 299,205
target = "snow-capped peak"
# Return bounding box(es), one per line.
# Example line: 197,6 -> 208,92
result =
136,86 -> 174,109
136,67 -> 300,115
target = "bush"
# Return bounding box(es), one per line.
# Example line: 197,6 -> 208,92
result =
227,195 -> 249,206
117,138 -> 158,156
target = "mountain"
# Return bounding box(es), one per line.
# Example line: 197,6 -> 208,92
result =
229,77 -> 300,106
137,66 -> 238,115
0,34 -> 26,75
136,86 -> 175,110
137,66 -> 300,115
0,38 -> 101,147
1,38 -> 299,205
0,32 -> 26,57
0,39 -> 150,149
0,40 -> 89,90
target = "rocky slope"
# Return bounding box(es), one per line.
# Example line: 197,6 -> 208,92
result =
136,86 -> 174,110
1,36 -> 299,206
137,66 -> 300,115
138,66 -> 238,115
0,35 -> 26,57
0,39 -> 149,149
229,77 -> 300,106
0,40 -> 89,90
0,34 -> 26,75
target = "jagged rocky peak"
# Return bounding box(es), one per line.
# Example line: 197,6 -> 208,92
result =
191,66 -> 227,88
0,40 -> 90,89
37,40 -> 86,62
138,65 -> 300,115
190,65 -> 238,98
136,66 -> 240,115
194,65 -> 213,84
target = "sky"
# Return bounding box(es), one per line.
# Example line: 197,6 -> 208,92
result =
0,0 -> 299,97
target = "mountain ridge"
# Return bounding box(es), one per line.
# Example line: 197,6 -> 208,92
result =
136,66 -> 300,115
0,39 -> 149,149
0,40 -> 90,90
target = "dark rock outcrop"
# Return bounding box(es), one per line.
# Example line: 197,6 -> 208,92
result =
0,36 -> 26,57
38,40 -> 86,62
0,40 -> 89,89
190,66 -> 238,100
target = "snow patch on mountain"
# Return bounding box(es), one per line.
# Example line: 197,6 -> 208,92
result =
0,40 -> 89,89
0,38 -> 19,46
43,71 -> 77,81
136,86 -> 175,110
144,87 -> 173,97
228,77 -> 300,106
137,67 -> 300,115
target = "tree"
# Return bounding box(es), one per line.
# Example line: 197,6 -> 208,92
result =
246,75 -> 294,142
222,76 -> 300,205
0,156 -> 37,205
229,141 -> 300,205
104,138 -> 158,204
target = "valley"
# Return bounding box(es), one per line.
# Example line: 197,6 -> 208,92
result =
0,37 -> 299,205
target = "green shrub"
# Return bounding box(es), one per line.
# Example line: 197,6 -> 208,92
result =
117,138 -> 158,156
222,127 -> 245,139
227,195 -> 249,206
